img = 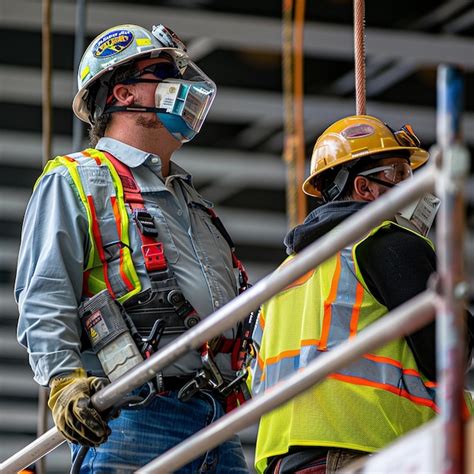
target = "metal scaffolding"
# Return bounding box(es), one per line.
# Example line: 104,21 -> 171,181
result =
0,0 -> 470,468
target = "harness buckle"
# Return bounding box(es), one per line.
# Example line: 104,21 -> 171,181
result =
133,209 -> 158,237
142,242 -> 167,272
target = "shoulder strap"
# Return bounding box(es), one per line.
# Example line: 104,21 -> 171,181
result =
189,202 -> 250,294
102,151 -> 167,274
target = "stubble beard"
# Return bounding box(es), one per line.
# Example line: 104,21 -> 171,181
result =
135,114 -> 163,130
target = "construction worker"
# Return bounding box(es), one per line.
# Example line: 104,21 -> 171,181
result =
250,115 -> 474,474
15,24 -> 250,473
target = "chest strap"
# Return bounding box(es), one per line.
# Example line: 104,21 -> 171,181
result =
103,152 -> 168,274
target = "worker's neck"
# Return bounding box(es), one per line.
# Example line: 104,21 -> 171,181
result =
105,120 -> 182,177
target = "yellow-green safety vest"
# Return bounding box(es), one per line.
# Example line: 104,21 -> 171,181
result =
36,149 -> 142,303
251,221 -> 471,474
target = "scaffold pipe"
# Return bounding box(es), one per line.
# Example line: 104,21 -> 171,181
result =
435,65 -> 469,474
0,166 -> 435,474
138,291 -> 437,473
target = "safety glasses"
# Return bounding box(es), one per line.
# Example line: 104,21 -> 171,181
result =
358,162 -> 413,184
122,62 -> 181,85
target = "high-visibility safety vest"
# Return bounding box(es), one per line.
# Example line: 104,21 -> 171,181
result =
251,221 -> 470,474
36,149 -> 144,303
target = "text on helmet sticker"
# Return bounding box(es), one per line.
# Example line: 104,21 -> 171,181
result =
341,124 -> 374,139
93,29 -> 134,58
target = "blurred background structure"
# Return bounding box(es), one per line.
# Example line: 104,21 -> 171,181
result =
0,0 -> 473,472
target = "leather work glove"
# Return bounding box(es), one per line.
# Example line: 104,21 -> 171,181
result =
48,368 -> 111,447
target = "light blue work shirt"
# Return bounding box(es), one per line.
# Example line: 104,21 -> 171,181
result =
15,138 -> 238,385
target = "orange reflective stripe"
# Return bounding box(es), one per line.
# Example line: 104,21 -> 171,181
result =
284,269 -> 316,290
328,373 -> 438,412
320,252 -> 341,350
349,281 -> 364,338
301,338 -> 321,347
110,196 -> 134,292
82,149 -> 101,165
87,195 -> 116,299
265,348 -> 301,367
261,338 -> 320,372
364,354 -> 436,387
364,353 -> 402,368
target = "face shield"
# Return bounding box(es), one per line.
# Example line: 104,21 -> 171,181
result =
103,25 -> 216,143
153,62 -> 216,142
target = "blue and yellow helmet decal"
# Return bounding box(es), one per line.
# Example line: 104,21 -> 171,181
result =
92,29 -> 134,58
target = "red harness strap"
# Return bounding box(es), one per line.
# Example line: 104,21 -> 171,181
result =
103,152 -> 167,273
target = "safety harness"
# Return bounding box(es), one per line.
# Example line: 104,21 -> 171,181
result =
103,152 -> 254,411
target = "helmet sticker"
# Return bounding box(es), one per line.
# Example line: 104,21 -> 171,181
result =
93,29 -> 134,58
341,124 -> 374,139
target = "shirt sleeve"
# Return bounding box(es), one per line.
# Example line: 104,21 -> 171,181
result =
15,169 -> 90,386
355,226 -> 438,380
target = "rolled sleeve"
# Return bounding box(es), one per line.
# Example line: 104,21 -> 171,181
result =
15,170 -> 89,386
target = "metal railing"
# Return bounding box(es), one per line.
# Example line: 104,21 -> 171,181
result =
0,67 -> 469,474
0,165 -> 435,473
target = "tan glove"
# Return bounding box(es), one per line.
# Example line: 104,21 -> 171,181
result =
48,368 -> 111,447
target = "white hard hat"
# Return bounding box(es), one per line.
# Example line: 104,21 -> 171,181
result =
72,24 -> 189,124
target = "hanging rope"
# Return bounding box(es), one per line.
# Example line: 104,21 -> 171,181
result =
282,0 -> 307,229
353,0 -> 366,115
42,0 -> 52,166
37,1 -> 53,472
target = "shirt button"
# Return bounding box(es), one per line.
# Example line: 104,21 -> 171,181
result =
151,157 -> 160,164
177,209 -> 183,216
215,301 -> 220,308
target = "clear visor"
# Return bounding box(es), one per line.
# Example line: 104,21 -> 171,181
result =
358,162 -> 413,184
154,61 -> 216,136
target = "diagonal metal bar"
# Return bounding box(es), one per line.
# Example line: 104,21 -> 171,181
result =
0,166 -> 435,473
137,290 -> 437,473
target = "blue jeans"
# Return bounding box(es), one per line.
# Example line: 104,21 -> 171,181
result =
70,390 -> 249,473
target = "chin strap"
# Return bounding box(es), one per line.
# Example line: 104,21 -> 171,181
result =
322,167 -> 351,202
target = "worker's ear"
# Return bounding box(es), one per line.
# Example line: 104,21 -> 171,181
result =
111,84 -> 135,106
353,176 -> 377,202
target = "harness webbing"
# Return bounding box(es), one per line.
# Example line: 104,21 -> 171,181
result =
103,152 -> 167,273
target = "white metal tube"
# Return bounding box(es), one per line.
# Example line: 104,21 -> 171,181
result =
0,166 -> 435,473
137,291 -> 437,473
0,429 -> 65,474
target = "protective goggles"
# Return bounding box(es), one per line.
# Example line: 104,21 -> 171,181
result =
358,162 -> 413,184
122,62 -> 182,84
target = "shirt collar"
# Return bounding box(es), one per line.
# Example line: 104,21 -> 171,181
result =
96,136 -> 193,187
96,137 -> 159,169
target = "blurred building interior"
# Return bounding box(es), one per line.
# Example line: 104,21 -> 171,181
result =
0,0 -> 473,471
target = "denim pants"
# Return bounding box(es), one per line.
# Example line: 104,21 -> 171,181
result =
70,390 -> 249,473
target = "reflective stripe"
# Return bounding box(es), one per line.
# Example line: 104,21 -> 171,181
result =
87,194 -> 116,299
321,248 -> 365,350
110,195 -> 135,292
37,149 -> 142,303
260,345 -> 437,409
320,252 -> 341,350
284,269 -> 316,290
350,281 -> 364,338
